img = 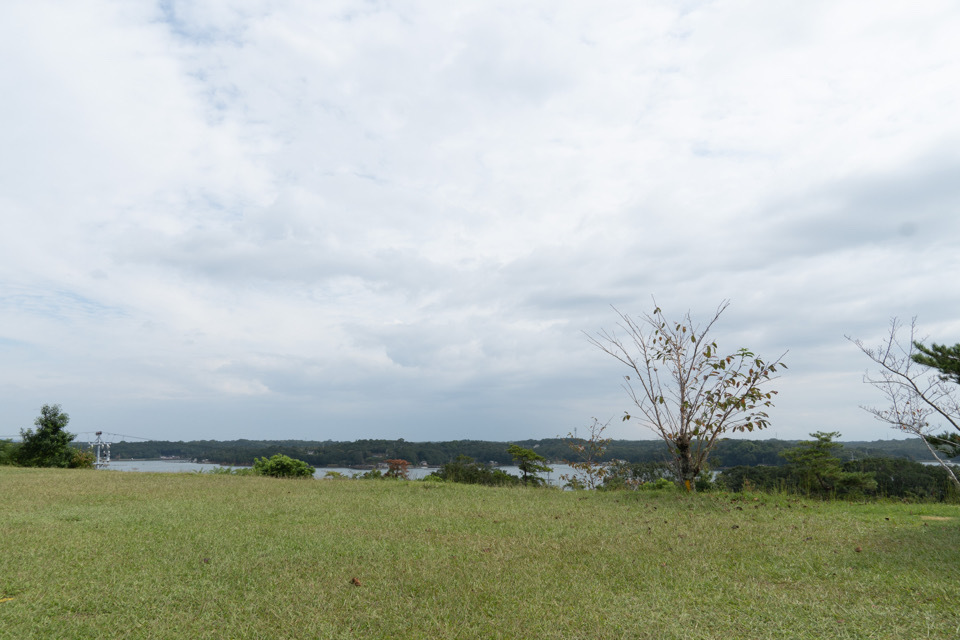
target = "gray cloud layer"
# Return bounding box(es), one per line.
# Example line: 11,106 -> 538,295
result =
2,1 -> 959,441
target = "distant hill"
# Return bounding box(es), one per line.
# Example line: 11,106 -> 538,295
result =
86,436 -> 958,469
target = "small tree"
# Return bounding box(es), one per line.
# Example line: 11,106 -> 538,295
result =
560,418 -> 611,490
507,444 -> 552,486
588,301 -> 785,490
16,404 -> 79,468
384,458 -> 410,479
848,319 -> 960,490
781,432 -> 876,497
252,454 -> 315,478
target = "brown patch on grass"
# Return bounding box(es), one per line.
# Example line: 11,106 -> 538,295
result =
919,516 -> 953,521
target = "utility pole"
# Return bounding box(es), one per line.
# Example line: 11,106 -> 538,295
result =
91,431 -> 110,469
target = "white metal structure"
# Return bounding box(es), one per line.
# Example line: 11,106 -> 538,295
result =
90,431 -> 111,469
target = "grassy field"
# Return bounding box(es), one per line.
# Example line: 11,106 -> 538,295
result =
1,467 -> 958,639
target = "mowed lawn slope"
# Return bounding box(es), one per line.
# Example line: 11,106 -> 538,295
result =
1,467 -> 957,639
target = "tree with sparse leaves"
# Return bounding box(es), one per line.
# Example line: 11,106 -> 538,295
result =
588,300 -> 786,491
560,417 -> 612,490
849,318 -> 960,490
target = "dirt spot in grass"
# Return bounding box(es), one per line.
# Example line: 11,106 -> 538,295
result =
920,516 -> 953,521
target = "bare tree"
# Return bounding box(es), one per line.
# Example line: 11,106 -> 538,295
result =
560,417 -> 612,490
848,318 -> 960,490
588,300 -> 786,491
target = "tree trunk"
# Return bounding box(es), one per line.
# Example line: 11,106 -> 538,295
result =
675,439 -> 696,491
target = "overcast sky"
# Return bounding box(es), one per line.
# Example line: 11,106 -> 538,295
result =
2,1 -> 959,443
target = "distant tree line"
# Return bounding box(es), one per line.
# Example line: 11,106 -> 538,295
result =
92,436 -> 957,468
602,432 -> 959,502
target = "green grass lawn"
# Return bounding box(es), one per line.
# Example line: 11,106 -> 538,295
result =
1,467 -> 958,639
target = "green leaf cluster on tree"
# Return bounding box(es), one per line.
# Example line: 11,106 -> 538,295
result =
779,432 -> 877,497
911,341 -> 960,459
507,444 -> 552,486
15,404 -> 92,469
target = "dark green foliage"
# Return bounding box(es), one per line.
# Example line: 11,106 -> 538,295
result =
103,436 -> 953,468
16,404 -> 82,468
252,454 -> 315,479
780,432 -> 876,497
912,341 -> 960,385
911,340 -> 960,458
0,439 -> 19,466
925,432 -> 960,460
427,455 -> 520,486
843,457 -> 959,502
507,444 -> 552,486
717,465 -> 792,492
719,456 -> 960,502
601,460 -> 677,490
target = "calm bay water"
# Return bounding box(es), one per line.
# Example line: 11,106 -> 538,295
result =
105,459 -> 578,486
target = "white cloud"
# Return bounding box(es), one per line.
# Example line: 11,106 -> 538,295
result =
2,0 -> 959,442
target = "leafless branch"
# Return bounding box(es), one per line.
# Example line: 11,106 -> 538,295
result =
847,318 -> 960,489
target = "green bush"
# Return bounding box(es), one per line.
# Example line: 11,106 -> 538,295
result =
205,466 -> 256,476
843,457 -> 960,502
0,440 -> 18,466
252,454 -> 315,479
68,447 -> 95,469
600,460 -> 676,490
428,455 -> 520,487
638,477 -> 676,491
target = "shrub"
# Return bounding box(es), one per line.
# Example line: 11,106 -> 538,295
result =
639,477 -> 676,491
0,440 -> 18,466
252,454 -> 315,479
601,460 -> 676,490
205,466 -> 256,476
428,455 -> 520,487
68,447 -> 95,469
843,457 -> 960,502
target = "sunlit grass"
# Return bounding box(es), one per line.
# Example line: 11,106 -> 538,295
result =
1,466 -> 958,639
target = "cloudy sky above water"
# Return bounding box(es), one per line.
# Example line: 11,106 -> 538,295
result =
2,1 -> 959,443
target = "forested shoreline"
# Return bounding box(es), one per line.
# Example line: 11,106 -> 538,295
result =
90,436 -> 956,468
